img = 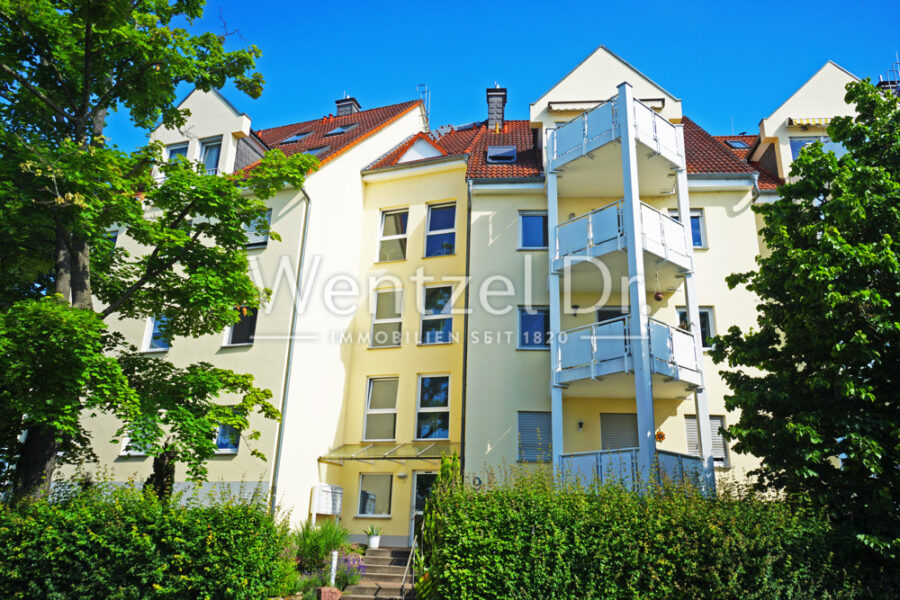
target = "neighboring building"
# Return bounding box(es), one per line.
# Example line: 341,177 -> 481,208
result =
70,47 -> 861,546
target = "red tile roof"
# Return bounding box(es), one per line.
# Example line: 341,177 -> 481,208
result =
367,120 -> 543,180
749,161 -> 782,190
253,100 -> 421,167
712,134 -> 758,160
682,116 -> 756,175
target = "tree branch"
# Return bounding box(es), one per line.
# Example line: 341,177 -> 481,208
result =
0,62 -> 74,122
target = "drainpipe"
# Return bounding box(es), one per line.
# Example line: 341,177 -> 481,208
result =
459,179 -> 473,473
269,186 -> 312,514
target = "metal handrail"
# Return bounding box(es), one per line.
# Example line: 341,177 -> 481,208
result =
400,535 -> 417,600
554,200 -> 623,261
556,316 -> 631,373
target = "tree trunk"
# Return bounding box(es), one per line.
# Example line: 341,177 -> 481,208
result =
12,424 -> 58,501
54,223 -> 71,299
70,234 -> 92,310
145,445 -> 176,501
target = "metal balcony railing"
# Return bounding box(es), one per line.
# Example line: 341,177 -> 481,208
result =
559,447 -> 705,489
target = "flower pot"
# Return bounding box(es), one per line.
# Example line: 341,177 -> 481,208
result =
368,534 -> 381,549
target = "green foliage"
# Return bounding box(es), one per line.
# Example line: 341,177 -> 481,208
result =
363,524 -> 382,537
419,467 -> 896,600
294,518 -> 350,572
295,549 -> 363,594
0,484 -> 299,599
711,80 -> 900,558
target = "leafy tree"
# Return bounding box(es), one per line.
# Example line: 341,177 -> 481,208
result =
712,80 -> 900,558
0,1 -> 317,499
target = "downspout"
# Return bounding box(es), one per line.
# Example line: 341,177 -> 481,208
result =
459,179 -> 473,473
750,171 -> 760,202
270,186 -> 312,514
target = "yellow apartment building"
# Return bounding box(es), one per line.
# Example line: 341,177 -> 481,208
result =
70,46 -> 863,547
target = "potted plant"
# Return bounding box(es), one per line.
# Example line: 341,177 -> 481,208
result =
364,525 -> 382,550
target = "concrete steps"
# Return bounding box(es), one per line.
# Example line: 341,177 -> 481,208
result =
344,547 -> 414,600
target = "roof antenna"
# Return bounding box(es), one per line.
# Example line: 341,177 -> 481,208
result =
417,83 -> 431,127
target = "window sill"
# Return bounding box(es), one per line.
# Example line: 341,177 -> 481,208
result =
245,244 -> 268,251
222,342 -> 254,348
354,514 -> 392,519
517,346 -> 550,351
368,344 -> 401,350
119,452 -> 147,458
692,246 -> 710,252
140,348 -> 169,354
422,253 -> 456,259
413,437 -> 450,443
417,341 -> 453,347
374,258 -> 408,265
214,448 -> 239,455
517,247 -> 548,252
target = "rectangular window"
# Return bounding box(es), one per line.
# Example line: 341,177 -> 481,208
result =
145,316 -> 170,351
227,307 -> 258,346
518,306 -> 550,349
200,138 -> 222,175
358,473 -> 392,516
519,211 -> 548,249
378,209 -> 408,262
245,208 -> 272,249
668,208 -> 706,248
420,286 -> 452,344
166,143 -> 188,160
596,305 -> 627,323
790,136 -> 847,161
371,290 -> 402,348
364,378 -> 398,441
600,413 -> 638,450
685,415 -> 729,467
215,424 -> 240,454
416,375 -> 449,440
119,435 -> 149,457
677,307 -> 715,348
518,411 -> 552,462
425,204 -> 456,257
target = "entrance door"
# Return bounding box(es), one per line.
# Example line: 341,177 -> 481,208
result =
409,471 -> 438,546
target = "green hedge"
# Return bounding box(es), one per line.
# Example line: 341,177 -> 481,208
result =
421,469 -> 896,600
0,485 -> 298,599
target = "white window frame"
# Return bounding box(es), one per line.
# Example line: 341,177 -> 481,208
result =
517,305 -> 550,350
415,374 -> 450,441
668,208 -> 707,249
377,208 -> 409,263
166,142 -> 189,161
677,306 -> 716,349
419,284 -> 453,345
685,415 -> 730,468
357,473 -> 393,518
119,434 -> 148,457
244,208 -> 272,249
363,377 -> 399,442
142,316 -> 170,353
222,307 -> 258,348
214,424 -> 240,455
370,289 -> 402,348
518,210 -> 549,250
424,203 -> 456,257
199,136 -> 222,175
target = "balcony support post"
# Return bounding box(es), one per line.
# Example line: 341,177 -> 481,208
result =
617,82 -> 657,482
674,124 -> 716,491
547,170 -> 565,470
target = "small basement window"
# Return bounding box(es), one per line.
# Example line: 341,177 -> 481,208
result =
486,145 -> 517,164
725,140 -> 750,149
324,123 -> 359,137
280,132 -> 310,145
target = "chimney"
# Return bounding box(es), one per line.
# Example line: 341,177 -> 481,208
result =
486,86 -> 507,131
335,96 -> 361,116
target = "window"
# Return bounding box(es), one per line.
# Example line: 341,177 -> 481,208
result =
371,289 -> 402,348
364,378 -> 398,441
600,413 -> 638,449
378,209 -> 408,262
518,411 -> 552,462
420,286 -> 452,344
676,307 -> 715,348
519,211 -> 548,249
685,415 -> 729,467
145,316 -> 170,351
324,123 -> 358,137
119,435 -> 149,457
215,424 -> 240,454
166,143 -> 188,160
306,146 -> 330,157
486,145 -> 517,164
596,305 -> 627,323
789,136 -> 846,161
200,138 -> 222,175
725,139 -> 750,149
244,209 -> 272,249
280,132 -> 309,145
668,208 -> 706,248
227,307 -> 258,346
416,375 -> 449,439
518,306 -> 550,349
358,473 -> 392,516
425,204 -> 455,257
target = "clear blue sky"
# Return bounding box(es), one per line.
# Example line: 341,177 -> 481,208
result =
106,0 -> 900,150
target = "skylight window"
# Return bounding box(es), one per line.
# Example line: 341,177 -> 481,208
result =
280,132 -> 310,145
306,146 -> 329,157
324,123 -> 359,137
725,140 -> 750,149
486,145 -> 517,164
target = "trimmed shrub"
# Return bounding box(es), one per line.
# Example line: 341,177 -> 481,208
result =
420,467 -> 897,600
0,484 -> 298,599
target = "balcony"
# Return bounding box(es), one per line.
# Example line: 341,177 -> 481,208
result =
553,202 -> 691,293
547,96 -> 683,197
555,316 -> 701,398
559,448 -> 706,490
